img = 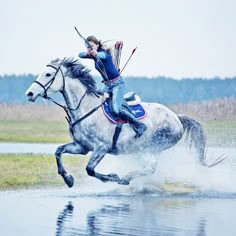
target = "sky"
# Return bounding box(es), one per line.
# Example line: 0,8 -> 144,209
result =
1,0 -> 236,79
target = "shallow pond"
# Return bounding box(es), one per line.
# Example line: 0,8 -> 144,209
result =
1,187 -> 236,236
0,143 -> 236,235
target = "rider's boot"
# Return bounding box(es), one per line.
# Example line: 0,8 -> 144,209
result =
119,110 -> 147,138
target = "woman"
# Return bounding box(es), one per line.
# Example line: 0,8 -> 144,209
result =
79,36 -> 147,138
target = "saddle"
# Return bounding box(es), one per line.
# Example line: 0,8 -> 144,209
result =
102,91 -> 147,123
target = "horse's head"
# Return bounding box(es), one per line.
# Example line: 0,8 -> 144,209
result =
25,58 -> 67,102
25,58 -> 96,102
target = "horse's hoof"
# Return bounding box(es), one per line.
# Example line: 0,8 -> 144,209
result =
118,179 -> 130,185
64,175 -> 74,188
109,147 -> 119,155
107,173 -> 120,182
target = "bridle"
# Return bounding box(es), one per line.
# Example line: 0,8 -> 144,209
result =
33,63 -> 65,99
32,60 -> 105,128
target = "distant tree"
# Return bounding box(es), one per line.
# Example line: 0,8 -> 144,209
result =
0,75 -> 235,104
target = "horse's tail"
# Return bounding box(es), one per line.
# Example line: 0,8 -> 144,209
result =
178,115 -> 226,167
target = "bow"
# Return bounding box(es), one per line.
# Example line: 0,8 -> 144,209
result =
74,26 -> 108,80
74,27 -> 93,51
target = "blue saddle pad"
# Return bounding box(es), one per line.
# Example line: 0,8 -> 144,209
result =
102,100 -> 147,124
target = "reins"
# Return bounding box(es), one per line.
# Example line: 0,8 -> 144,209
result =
33,61 -> 105,127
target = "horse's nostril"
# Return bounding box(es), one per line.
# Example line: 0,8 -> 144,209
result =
27,92 -> 33,97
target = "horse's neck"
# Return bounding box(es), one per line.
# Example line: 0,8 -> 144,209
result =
63,77 -> 99,122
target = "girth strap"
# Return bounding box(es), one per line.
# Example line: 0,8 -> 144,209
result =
70,101 -> 106,128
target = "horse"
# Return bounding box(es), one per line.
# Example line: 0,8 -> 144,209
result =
25,58 -> 226,188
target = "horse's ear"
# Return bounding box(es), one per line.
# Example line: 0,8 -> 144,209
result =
64,59 -> 78,68
66,62 -> 73,68
51,58 -> 60,63
72,59 -> 79,64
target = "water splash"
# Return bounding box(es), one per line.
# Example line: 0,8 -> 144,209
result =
75,146 -> 236,197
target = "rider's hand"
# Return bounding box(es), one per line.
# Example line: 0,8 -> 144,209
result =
104,92 -> 109,99
89,49 -> 98,57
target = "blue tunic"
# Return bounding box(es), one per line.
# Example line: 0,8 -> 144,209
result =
79,48 -> 124,116
79,46 -> 146,138
79,48 -> 120,81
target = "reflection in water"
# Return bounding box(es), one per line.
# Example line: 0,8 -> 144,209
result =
86,204 -> 130,236
56,202 -> 74,236
56,202 -> 131,236
1,188 -> 236,236
196,218 -> 206,236
55,199 -> 207,236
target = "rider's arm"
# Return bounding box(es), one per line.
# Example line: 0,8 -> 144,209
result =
97,51 -> 106,59
79,51 -> 106,60
78,52 -> 91,58
89,49 -> 107,59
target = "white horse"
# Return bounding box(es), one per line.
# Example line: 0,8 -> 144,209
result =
25,58 -> 226,188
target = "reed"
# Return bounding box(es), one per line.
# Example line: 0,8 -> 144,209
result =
1,98 -> 235,121
0,103 -> 65,121
0,98 -> 235,145
168,97 -> 236,121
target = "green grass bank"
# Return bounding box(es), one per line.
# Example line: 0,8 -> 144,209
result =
0,154 -> 88,190
0,119 -> 235,147
0,120 -> 71,143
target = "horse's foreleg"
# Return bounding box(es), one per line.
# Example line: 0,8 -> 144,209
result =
119,156 -> 158,185
86,146 -> 121,183
55,142 -> 89,188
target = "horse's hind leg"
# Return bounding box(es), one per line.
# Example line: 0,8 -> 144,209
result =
86,146 -> 121,183
119,155 -> 158,185
55,142 -> 89,188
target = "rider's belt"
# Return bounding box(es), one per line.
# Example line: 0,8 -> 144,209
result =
102,76 -> 120,84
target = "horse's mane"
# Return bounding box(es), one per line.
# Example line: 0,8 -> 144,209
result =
51,58 -> 97,94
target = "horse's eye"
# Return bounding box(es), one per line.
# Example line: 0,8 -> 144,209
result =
46,73 -> 51,77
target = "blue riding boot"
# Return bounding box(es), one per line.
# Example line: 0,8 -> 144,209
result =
119,110 -> 147,138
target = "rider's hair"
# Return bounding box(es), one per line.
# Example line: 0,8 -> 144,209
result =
87,35 -> 112,54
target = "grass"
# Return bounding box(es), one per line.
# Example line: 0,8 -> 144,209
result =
0,119 -> 235,146
201,120 -> 236,147
0,99 -> 235,146
0,100 -> 234,190
0,154 -> 88,189
0,104 -> 70,143
0,120 -> 71,143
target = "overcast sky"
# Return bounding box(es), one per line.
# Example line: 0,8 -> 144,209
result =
1,0 -> 235,79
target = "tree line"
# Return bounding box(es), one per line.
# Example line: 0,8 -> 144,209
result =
0,74 -> 235,104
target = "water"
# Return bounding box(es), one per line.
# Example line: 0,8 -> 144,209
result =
0,142 -> 60,154
0,144 -> 236,235
1,187 -> 236,236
